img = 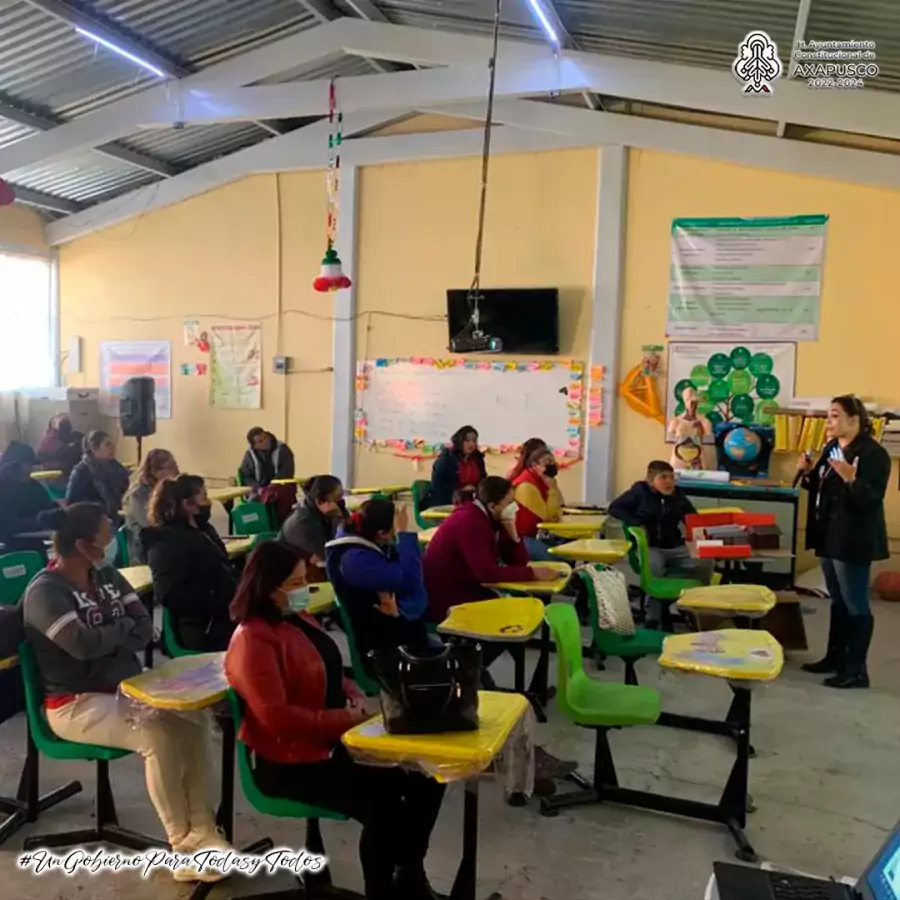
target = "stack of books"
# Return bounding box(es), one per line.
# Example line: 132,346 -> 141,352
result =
773,412 -> 886,453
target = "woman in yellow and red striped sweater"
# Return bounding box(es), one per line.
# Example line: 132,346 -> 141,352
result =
512,446 -> 565,560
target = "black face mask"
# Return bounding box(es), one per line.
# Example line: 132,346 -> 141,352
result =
544,463 -> 559,478
195,506 -> 212,526
58,422 -> 73,439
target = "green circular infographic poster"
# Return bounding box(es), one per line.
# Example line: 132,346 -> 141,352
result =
668,344 -> 793,428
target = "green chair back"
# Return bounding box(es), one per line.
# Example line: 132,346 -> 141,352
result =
161,608 -> 195,659
18,643 -> 130,762
115,526 -> 130,568
230,502 -> 274,537
411,480 -> 432,530
228,688 -> 348,821
626,526 -> 702,601
43,483 -> 66,503
543,604 -> 661,728
332,593 -> 381,696
0,551 -> 44,607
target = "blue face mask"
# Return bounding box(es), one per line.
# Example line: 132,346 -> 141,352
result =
284,586 -> 311,613
90,538 -> 118,570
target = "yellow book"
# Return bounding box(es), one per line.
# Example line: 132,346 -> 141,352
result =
787,415 -> 801,452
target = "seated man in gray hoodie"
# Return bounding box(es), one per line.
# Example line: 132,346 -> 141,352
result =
22,503 -> 229,882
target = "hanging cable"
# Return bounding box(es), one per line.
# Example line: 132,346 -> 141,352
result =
469,0 -> 503,298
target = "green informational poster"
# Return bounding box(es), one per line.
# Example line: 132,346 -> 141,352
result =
666,342 -> 796,440
669,215 -> 827,341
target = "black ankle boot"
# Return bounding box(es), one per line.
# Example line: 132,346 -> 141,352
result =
823,615 -> 872,689
802,603 -> 845,674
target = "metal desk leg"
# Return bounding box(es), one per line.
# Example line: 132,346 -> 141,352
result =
450,780 -> 501,900
144,591 -> 155,669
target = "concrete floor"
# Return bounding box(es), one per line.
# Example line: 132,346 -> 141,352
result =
2,597 -> 899,900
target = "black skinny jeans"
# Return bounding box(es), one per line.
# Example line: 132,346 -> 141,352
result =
254,746 -> 445,898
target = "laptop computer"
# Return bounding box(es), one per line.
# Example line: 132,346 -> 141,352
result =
714,821 -> 900,900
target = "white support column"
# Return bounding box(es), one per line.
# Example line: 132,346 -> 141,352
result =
330,164 -> 359,485
583,146 -> 627,505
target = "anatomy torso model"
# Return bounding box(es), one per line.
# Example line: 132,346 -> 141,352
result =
668,387 -> 712,470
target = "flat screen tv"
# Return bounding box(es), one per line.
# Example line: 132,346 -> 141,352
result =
446,288 -> 560,354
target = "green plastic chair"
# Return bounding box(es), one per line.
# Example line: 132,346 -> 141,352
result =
0,551 -> 44,607
228,688 -> 346,888
161,608 -> 195,659
332,593 -> 381,697
411,480 -> 432,530
230,502 -> 274,536
18,643 -> 162,851
626,526 -> 702,630
115,526 -> 130,568
577,567 -> 665,686
540,604 -> 662,817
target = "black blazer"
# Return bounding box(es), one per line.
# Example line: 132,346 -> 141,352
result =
802,434 -> 891,564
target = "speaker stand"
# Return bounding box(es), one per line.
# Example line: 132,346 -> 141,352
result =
136,435 -> 143,464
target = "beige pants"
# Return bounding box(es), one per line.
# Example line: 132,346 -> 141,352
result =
47,692 -> 216,846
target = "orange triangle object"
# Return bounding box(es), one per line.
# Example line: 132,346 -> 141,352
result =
619,363 -> 665,424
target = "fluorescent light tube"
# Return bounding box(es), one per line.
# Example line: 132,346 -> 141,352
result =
524,0 -> 561,48
75,27 -> 167,79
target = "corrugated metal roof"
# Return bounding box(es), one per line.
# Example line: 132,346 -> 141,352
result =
370,0 -> 540,41
117,122 -> 271,168
260,53 -> 379,84
807,0 -> 900,91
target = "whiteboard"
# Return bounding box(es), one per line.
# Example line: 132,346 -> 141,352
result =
357,360 -> 583,454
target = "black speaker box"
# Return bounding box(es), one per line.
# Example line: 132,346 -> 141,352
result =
119,376 -> 157,438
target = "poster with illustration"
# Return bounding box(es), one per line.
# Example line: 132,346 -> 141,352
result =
100,340 -> 172,418
665,343 -> 796,442
210,324 -> 261,409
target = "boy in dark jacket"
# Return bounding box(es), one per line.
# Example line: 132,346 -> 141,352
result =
609,460 -> 711,583
239,428 -> 295,490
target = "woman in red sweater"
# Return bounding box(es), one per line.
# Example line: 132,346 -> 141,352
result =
225,541 -> 445,900
423,476 -> 557,623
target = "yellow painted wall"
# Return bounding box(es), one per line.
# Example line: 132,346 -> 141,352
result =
353,148 -> 599,499
619,149 -> 900,562
59,173 -> 333,481
0,204 -> 48,252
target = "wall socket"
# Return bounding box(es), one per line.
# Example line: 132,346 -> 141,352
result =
273,356 -> 292,374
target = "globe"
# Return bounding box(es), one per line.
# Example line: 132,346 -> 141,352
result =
723,427 -> 762,464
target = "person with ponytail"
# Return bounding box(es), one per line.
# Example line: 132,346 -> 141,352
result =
65,431 -> 130,525
797,395 -> 890,689
142,475 -> 237,652
23,503 -> 228,880
505,436 -> 548,482
512,445 -> 565,560
325,498 -> 432,660
226,541 -> 446,900
124,448 -> 179,564
279,475 -> 346,580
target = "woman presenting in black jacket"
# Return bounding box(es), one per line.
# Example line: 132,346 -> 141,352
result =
142,475 -> 237,652
797,395 -> 891,689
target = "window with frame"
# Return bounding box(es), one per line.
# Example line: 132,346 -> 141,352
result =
0,250 -> 56,390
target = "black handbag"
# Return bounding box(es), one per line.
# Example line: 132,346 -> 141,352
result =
369,641 -> 481,735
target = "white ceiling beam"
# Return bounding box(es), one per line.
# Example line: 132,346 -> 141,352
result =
293,0 -> 398,74
0,94 -> 177,177
22,0 -> 191,79
11,184 -> 83,215
432,97 -> 900,191
0,18 -> 350,176
343,0 -> 390,22
778,0 -> 813,136
334,19 -> 900,143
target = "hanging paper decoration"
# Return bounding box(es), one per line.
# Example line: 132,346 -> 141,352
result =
0,179 -> 15,207
313,79 -> 351,293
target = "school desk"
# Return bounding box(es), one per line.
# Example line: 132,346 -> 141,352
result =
222,536 -> 254,558
270,476 -> 313,486
658,629 -> 782,861
29,470 -> 62,482
538,514 -> 608,539
677,584 -> 776,627
485,562 -> 572,717
207,485 -> 252,508
561,506 -> 606,516
0,653 -> 82,847
420,504 -> 454,522
549,538 -> 630,564
439,598 -> 544,695
417,527 -> 440,545
349,484 -> 409,496
686,542 -> 793,584
343,691 -> 530,900
119,654 -> 264,859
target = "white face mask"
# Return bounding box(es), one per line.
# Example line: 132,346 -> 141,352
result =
284,586 -> 311,613
86,538 -> 117,570
500,502 -> 518,522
